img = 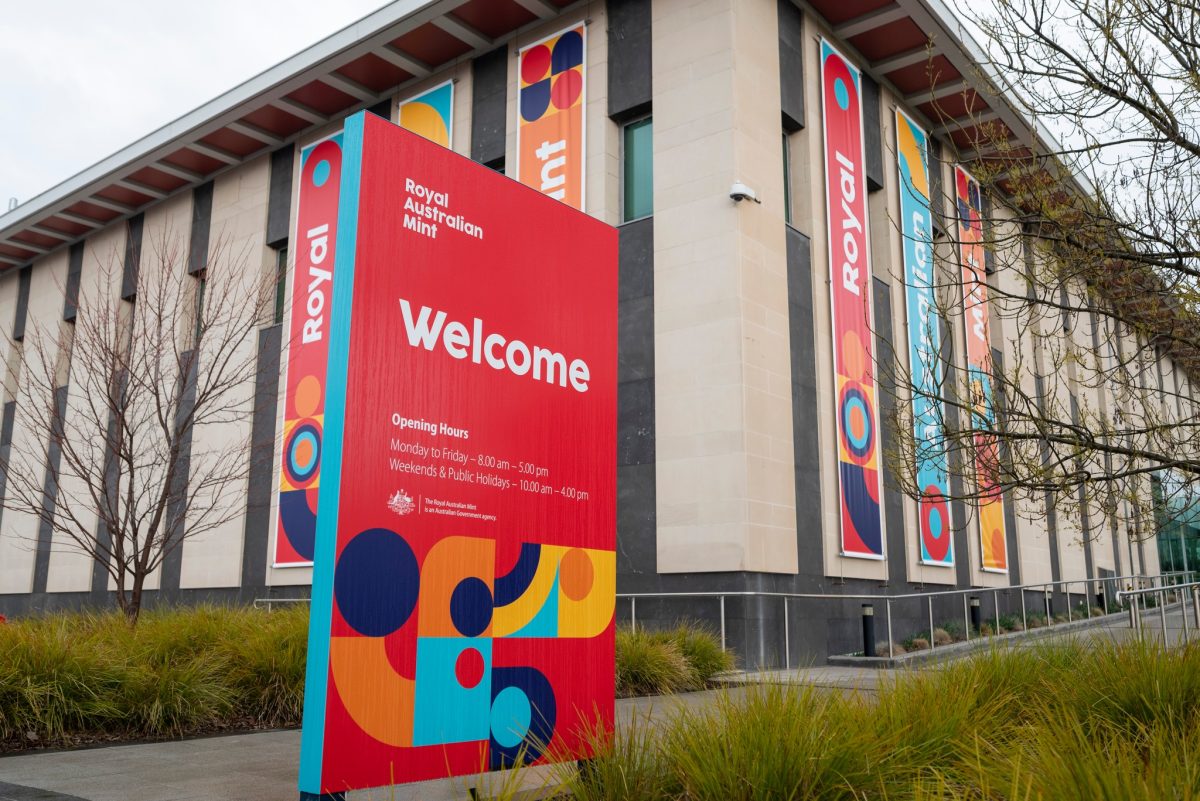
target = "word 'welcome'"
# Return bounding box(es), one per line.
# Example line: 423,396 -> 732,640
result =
399,299 -> 591,393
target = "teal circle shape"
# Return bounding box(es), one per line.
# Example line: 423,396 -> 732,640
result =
312,159 -> 331,187
929,507 -> 943,540
490,686 -> 532,749
834,78 -> 850,110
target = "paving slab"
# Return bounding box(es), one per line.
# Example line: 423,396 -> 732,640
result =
0,691 -> 754,801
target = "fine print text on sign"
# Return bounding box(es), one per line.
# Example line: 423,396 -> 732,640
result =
297,111 -> 618,796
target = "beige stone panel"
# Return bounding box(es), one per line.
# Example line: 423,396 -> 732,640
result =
45,224 -> 128,594
0,268 -> 27,594
0,251 -> 68,594
179,160 -> 271,590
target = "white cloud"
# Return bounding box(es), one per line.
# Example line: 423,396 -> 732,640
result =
0,0 -> 388,207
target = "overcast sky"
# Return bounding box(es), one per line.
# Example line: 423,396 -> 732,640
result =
0,0 -> 388,210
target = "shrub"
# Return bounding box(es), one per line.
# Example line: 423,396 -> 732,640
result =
876,641 -> 906,656
980,622 -> 995,637
940,621 -> 965,641
908,637 -> 930,651
660,624 -> 735,682
932,627 -> 952,646
998,613 -> 1023,632
615,627 -> 697,697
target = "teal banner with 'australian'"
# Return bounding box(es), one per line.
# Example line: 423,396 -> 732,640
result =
895,110 -> 953,566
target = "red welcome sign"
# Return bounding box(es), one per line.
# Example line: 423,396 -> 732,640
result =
298,112 -> 617,795
820,40 -> 884,559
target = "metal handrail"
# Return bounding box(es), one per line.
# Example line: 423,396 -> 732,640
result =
618,571 -> 1198,663
1116,580 -> 1200,646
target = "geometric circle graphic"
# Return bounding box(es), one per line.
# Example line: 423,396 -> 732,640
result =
449,576 -> 493,638
839,385 -> 874,460
558,548 -> 594,602
919,486 -> 951,563
334,528 -> 419,637
455,647 -> 486,690
284,421 -> 321,485
490,686 -> 532,749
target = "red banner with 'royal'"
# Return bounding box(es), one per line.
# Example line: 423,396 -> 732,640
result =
274,133 -> 343,567
820,40 -> 884,559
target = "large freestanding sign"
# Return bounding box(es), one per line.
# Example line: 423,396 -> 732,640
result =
517,24 -> 586,210
274,132 -> 344,567
896,111 -> 953,567
955,165 -> 1008,572
821,40 -> 884,559
297,112 -> 617,796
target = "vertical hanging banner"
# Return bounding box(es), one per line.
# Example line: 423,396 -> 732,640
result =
955,165 -> 1008,572
517,24 -> 586,210
820,40 -> 884,559
398,80 -> 454,148
298,112 -> 617,796
896,111 -> 953,567
274,133 -> 343,567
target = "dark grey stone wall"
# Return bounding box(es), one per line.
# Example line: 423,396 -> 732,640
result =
63,242 -> 83,322
993,347 -> 1022,586
607,0 -> 652,120
13,265 -> 31,342
266,147 -> 295,249
778,0 -> 805,132
240,324 -> 282,595
32,386 -> 69,594
471,47 -> 508,166
929,138 -> 945,238
616,217 -> 656,581
159,355 -> 198,598
187,182 -> 214,276
863,75 -> 884,193
122,214 -> 143,301
873,278 -> 906,587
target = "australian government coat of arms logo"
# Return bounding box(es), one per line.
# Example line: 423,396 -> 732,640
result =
387,489 -> 415,516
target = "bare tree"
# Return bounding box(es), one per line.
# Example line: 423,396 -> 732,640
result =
879,0 -> 1200,563
1,228 -> 272,622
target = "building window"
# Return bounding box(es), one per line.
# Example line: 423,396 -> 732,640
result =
273,246 -> 289,325
782,130 -> 793,225
622,117 -> 653,222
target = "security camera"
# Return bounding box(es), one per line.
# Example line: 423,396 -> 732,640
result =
729,181 -> 761,204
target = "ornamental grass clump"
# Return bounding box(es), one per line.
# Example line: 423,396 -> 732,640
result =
0,605 -> 310,749
546,641 -> 1200,800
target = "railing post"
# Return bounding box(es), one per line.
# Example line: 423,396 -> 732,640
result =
1193,587 -> 1200,631
719,595 -> 726,653
631,596 -> 636,633
928,596 -> 935,651
1181,588 -> 1190,645
993,590 -> 1000,633
886,599 -> 894,658
1067,582 -> 1073,623
783,597 -> 790,669
1021,590 -> 1027,632
863,604 -> 876,657
1102,582 -> 1109,616
1160,592 -> 1169,646
1045,589 -> 1053,625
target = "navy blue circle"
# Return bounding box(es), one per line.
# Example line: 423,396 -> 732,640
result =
520,80 -> 551,123
450,576 -> 493,637
551,30 -> 583,73
334,528 -> 419,637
